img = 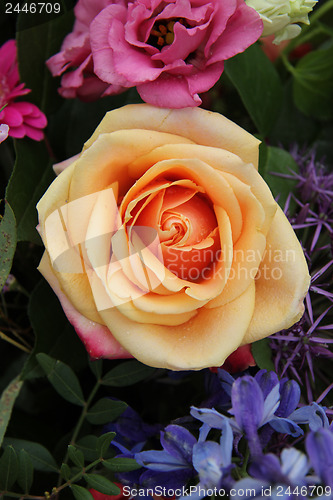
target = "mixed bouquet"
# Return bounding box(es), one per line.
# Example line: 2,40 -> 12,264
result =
0,0 -> 332,499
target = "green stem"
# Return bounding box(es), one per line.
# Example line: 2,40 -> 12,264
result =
240,446 -> 250,477
55,379 -> 101,491
0,330 -> 31,353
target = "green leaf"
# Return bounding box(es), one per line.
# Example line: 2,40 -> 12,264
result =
17,449 -> 34,494
71,484 -> 94,500
103,457 -> 141,473
5,140 -> 54,243
89,359 -> 103,380
293,46 -> 333,120
101,361 -> 155,387
96,432 -> 116,458
36,353 -> 85,406
259,146 -> 299,207
60,462 -> 72,482
16,5 -> 75,114
76,435 -> 99,462
23,279 -> 87,380
2,438 -> 58,472
68,445 -> 85,468
251,339 -> 274,372
0,446 -> 18,491
225,43 -> 283,136
86,399 -> 127,425
0,201 -> 17,292
84,474 -> 121,495
0,376 -> 23,448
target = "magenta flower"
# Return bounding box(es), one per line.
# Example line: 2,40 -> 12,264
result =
48,0 -> 263,107
46,0 -> 127,101
0,40 -> 47,141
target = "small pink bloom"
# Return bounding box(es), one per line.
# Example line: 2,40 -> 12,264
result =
46,0 -> 127,101
0,123 -> 9,143
90,0 -> 263,107
0,40 -> 47,141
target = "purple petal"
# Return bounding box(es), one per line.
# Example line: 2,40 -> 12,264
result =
306,429 -> 333,488
269,416 -> 303,437
255,370 -> 279,399
231,376 -> 264,430
135,450 -> 189,471
276,379 -> 301,417
161,425 -> 196,464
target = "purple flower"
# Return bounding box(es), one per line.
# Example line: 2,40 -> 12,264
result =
184,419 -> 234,499
306,428 -> 333,488
233,448 -> 310,500
135,425 -> 196,489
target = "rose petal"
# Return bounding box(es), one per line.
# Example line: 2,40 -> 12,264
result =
70,129 -> 194,202
38,253 -> 131,360
243,206 -> 310,343
85,105 -> 261,168
99,280 -> 256,370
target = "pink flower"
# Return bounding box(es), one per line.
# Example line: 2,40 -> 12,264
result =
0,40 -> 47,141
48,0 -> 263,107
46,0 -> 126,101
0,123 -> 9,143
90,0 -> 263,107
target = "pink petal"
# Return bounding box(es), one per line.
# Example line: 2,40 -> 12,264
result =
7,124 -> 25,138
22,124 -> 44,141
187,60 -> 224,95
208,1 -> 263,64
151,22 -> 208,66
137,73 -> 202,107
2,106 -> 23,127
10,101 -> 33,114
0,39 -> 17,75
90,7 -> 133,86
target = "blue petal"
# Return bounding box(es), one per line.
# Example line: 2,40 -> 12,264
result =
135,450 -> 189,471
269,416 -> 304,437
192,441 -> 223,486
276,379 -> 301,417
191,406 -> 229,430
161,425 -> 196,464
250,453 -> 283,482
290,402 -> 329,431
261,385 -> 280,425
219,419 -> 233,466
280,448 -> 309,482
306,429 -> 333,487
255,370 -> 279,398
217,369 -> 235,397
231,377 -> 264,430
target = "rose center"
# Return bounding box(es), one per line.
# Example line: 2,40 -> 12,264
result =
148,18 -> 188,48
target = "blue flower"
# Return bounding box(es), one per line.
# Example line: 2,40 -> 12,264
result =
232,447 -> 310,500
179,419 -> 234,500
306,428 -> 333,488
135,424 -> 196,490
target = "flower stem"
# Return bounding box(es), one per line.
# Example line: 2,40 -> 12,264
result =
55,378 -> 101,492
0,329 -> 31,353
